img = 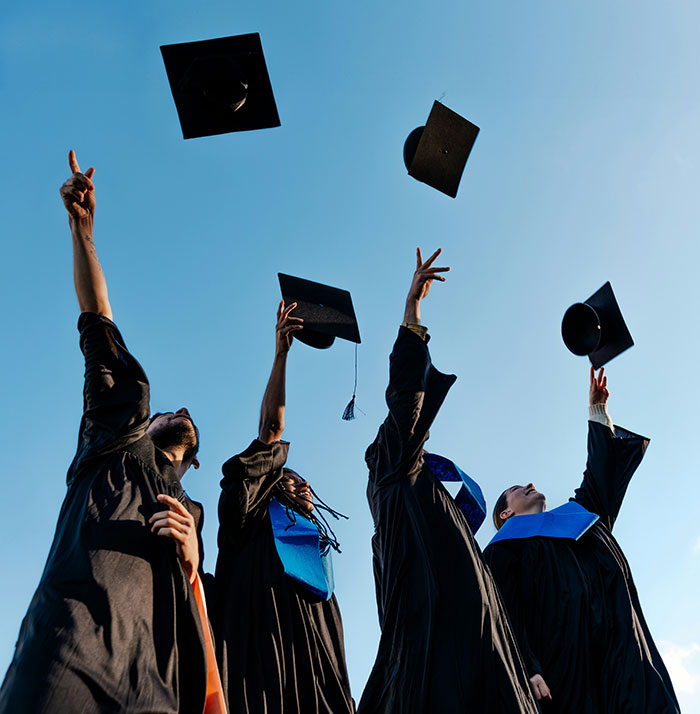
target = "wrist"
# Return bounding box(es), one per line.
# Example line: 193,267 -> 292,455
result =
69,215 -> 94,237
273,348 -> 290,361
403,298 -> 421,325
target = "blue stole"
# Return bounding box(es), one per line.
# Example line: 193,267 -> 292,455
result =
268,497 -> 335,600
488,501 -> 599,547
423,452 -> 487,535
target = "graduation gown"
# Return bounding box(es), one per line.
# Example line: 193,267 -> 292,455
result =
357,327 -> 539,714
483,421 -> 680,714
0,313 -> 207,714
212,438 -> 354,714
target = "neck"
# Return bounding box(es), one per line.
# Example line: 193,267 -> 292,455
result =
517,503 -> 546,516
159,447 -> 189,480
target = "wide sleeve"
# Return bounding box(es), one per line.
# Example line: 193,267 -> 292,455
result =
67,313 -> 150,480
218,438 -> 290,537
484,543 -> 543,678
572,420 -> 650,531
366,327 -> 455,489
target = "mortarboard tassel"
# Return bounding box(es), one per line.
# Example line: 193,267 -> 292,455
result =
342,344 -> 359,421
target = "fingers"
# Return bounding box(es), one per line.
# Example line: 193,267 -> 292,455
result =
149,509 -> 192,528
68,149 -> 81,174
156,493 -> 191,520
416,247 -> 423,268
282,301 -> 297,320
422,248 -> 442,269
590,365 -> 595,385
85,167 -> 95,180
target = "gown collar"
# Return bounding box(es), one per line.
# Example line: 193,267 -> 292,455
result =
488,501 -> 599,546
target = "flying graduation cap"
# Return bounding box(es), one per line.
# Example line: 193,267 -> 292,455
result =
561,282 -> 634,369
278,274 -> 361,420
160,33 -> 280,139
403,101 -> 480,198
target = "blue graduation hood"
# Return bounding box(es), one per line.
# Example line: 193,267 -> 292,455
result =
488,501 -> 599,547
268,497 -> 335,600
423,452 -> 486,534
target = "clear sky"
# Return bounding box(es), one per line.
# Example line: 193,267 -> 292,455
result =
1,0 -> 699,710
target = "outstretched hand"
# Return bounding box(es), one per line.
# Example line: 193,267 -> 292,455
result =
407,248 -> 450,303
150,494 -> 199,583
404,248 -> 450,324
589,366 -> 610,406
276,300 -> 304,355
60,150 -> 96,221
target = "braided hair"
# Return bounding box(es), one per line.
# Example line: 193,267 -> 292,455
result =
273,478 -> 348,556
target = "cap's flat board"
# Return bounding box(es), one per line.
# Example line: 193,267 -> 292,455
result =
585,281 -> 634,368
161,33 -> 280,139
408,101 -> 479,198
278,273 -> 361,344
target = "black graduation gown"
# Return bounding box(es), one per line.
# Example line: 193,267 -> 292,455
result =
212,438 -> 355,714
483,421 -> 680,714
0,313 -> 207,714
357,327 -> 540,714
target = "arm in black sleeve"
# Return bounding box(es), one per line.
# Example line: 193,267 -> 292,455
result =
218,438 -> 290,538
366,327 -> 455,488
573,420 -> 650,530
484,544 -> 543,678
69,313 -> 150,474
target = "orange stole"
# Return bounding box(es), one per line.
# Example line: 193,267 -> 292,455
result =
192,573 -> 227,714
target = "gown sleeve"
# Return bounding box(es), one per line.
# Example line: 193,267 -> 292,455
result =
483,543 -> 543,678
572,420 -> 650,531
218,438 -> 290,536
366,326 -> 451,489
68,312 -> 150,481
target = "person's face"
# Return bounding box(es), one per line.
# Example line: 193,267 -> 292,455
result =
147,408 -> 200,468
280,469 -> 314,515
501,483 -> 546,520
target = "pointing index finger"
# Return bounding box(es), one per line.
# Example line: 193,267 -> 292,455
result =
157,493 -> 190,519
68,149 -> 81,174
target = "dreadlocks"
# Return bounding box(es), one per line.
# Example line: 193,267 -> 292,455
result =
273,483 -> 348,556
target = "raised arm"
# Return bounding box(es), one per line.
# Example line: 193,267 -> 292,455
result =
257,301 -> 303,444
366,249 -> 454,484
59,150 -> 112,320
387,248 -> 451,409
573,367 -> 649,529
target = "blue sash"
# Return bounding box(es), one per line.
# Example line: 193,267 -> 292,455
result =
423,452 -> 487,535
268,497 -> 335,600
488,501 -> 599,547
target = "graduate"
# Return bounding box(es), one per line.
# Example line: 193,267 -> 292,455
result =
212,301 -> 354,714
0,152 -> 224,714
484,367 -> 680,713
358,249 -> 540,714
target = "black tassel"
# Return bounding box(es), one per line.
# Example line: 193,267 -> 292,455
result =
342,344 -> 359,420
342,396 -> 355,421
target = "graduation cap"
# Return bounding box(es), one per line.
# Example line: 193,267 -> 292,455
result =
278,274 -> 361,350
561,282 -> 634,369
403,101 -> 480,198
160,33 -> 280,139
278,274 -> 362,419
423,452 -> 486,534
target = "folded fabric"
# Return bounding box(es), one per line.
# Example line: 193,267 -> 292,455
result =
488,501 -> 599,546
423,452 -> 487,534
269,497 -> 335,600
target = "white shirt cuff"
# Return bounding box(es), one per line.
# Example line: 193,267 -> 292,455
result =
589,402 -> 614,431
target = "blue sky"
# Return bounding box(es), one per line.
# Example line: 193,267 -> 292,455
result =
1,0 -> 699,709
